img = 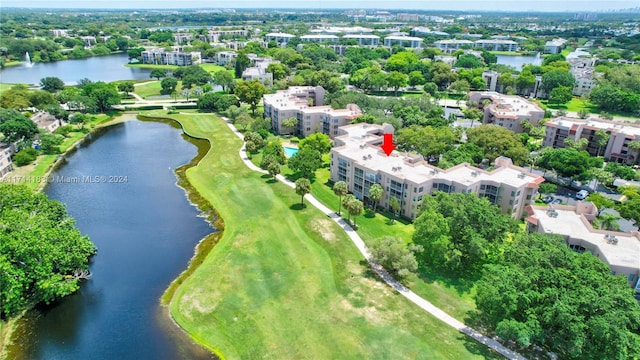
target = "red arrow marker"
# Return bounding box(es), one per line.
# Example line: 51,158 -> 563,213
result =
381,133 -> 395,156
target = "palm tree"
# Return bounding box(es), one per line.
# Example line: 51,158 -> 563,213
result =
368,183 -> 383,212
295,178 -> 311,206
348,197 -> 364,228
333,181 -> 348,215
281,117 -> 298,136
389,196 -> 401,223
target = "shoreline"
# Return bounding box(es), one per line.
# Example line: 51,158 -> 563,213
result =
137,113 -> 223,359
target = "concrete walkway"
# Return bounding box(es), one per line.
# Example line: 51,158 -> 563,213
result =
221,117 -> 527,360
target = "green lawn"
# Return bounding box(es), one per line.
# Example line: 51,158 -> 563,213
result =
200,63 -> 227,74
134,80 -> 186,99
0,83 -> 20,94
149,111 -> 500,360
246,143 -> 481,321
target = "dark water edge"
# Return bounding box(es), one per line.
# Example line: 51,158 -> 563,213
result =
5,118 -> 220,360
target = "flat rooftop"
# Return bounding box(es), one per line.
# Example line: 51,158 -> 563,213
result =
472,91 -> 544,119
335,123 -> 542,187
546,117 -> 640,138
530,206 -> 640,271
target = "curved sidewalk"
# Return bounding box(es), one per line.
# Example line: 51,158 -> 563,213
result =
222,117 -> 526,360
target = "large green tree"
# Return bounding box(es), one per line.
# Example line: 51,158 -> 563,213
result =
369,236 -> 421,280
298,133 -> 332,155
0,185 -> 97,317
235,80 -> 267,115
213,70 -> 234,92
466,125 -> 530,165
476,232 -> 640,359
40,76 -> 65,92
80,81 -> 120,112
396,125 -> 456,163
0,108 -> 39,143
413,192 -> 517,274
540,70 -> 576,95
287,147 -> 322,179
537,148 -> 603,182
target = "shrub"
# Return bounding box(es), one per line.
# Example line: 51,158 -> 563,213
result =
55,125 -> 74,137
13,148 -> 38,166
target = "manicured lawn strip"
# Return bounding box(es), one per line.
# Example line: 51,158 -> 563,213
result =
0,83 -> 19,94
200,64 -> 227,74
150,111 -> 500,359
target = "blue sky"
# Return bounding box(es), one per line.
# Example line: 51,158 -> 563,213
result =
1,0 -> 639,11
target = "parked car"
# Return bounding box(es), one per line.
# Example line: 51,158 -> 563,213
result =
551,198 -> 563,205
575,190 -> 589,200
542,196 -> 554,204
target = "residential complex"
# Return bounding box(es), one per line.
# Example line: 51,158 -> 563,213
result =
299,35 -> 339,43
31,112 -> 62,133
382,36 -> 423,48
141,49 -> 201,66
330,123 -> 544,220
469,91 -> 545,133
264,32 -> 296,46
241,55 -> 278,84
435,39 -> 519,53
544,38 -> 568,54
543,117 -> 640,163
343,34 -> 380,46
525,203 -> 640,291
263,87 -> 362,138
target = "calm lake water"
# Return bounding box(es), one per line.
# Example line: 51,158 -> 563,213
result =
0,54 -> 152,85
7,119 -> 215,360
496,53 -> 542,69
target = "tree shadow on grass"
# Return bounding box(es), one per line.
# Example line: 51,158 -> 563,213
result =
415,264 -> 479,294
458,333 -> 505,360
290,203 -> 306,211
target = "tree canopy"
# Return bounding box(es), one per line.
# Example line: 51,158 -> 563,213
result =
537,148 -> 603,181
466,125 -> 529,165
413,192 -> 517,274
0,184 -> 97,317
476,232 -> 640,359
235,80 -> 267,114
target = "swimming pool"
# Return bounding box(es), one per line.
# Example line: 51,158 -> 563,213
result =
283,146 -> 299,158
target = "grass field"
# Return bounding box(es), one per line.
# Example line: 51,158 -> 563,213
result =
152,111 -> 500,360
133,80 -> 188,99
246,139 -> 480,320
0,83 -> 19,94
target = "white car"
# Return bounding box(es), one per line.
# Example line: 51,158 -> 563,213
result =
575,190 -> 589,200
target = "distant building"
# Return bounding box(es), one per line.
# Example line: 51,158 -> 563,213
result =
342,34 -> 380,46
215,51 -> 237,66
330,123 -> 545,220
474,39 -> 518,52
383,36 -> 423,48
173,33 -> 193,44
309,26 -> 373,34
396,13 -> 420,22
543,117 -> 640,163
263,86 -> 362,138
141,49 -> 200,66
434,39 -> 474,53
525,203 -> 640,290
481,71 -> 499,91
544,38 -> 568,54
241,55 -> 278,85
51,29 -> 69,37
299,35 -> 339,43
568,57 -> 598,96
410,27 -> 450,37
0,143 -> 14,179
469,91 -> 545,132
265,33 -> 296,46
30,112 -> 62,133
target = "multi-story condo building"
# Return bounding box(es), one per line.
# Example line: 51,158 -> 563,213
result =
31,112 -> 62,133
265,33 -> 296,46
215,51 -> 237,66
241,56 -> 278,85
263,87 -> 362,138
51,29 -> 69,37
525,202 -> 640,291
568,57 -> 598,96
383,36 -> 423,48
544,38 -> 568,54
141,49 -> 200,66
474,39 -> 518,52
469,91 -> 545,133
330,123 -> 544,220
0,143 -> 14,179
173,33 -> 193,44
434,39 -> 474,53
343,34 -> 380,46
543,117 -> 640,163
300,35 -> 339,43
396,13 -> 420,22
309,26 -> 373,34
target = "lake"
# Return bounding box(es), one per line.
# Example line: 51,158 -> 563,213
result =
496,53 -> 542,69
0,54 -> 152,85
6,119 -> 215,360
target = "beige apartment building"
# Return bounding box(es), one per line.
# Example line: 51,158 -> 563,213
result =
263,87 -> 362,138
330,123 -> 544,220
0,143 -> 13,179
469,91 -> 545,133
543,117 -> 640,163
525,203 -> 640,291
